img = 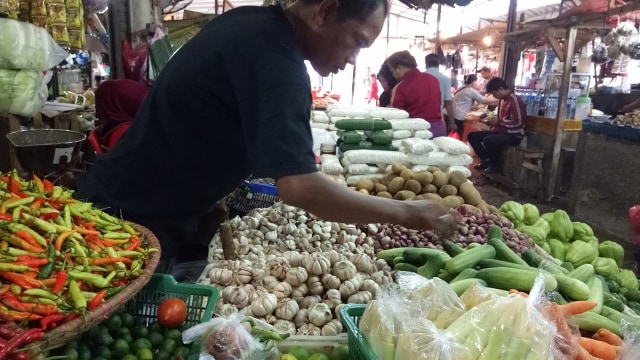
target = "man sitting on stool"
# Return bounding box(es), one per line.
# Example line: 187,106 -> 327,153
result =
468,77 -> 527,174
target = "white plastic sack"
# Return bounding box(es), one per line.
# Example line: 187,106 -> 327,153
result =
346,174 -> 383,186
328,105 -> 372,118
447,166 -> 472,178
0,18 -> 69,71
311,128 -> 335,156
391,140 -> 404,149
343,150 -> 409,165
414,130 -> 434,140
412,165 -> 430,172
329,115 -> 348,124
312,110 -> 329,123
433,137 -> 470,155
320,154 -> 343,176
402,138 -> 434,155
328,124 -> 338,131
0,69 -> 49,117
392,130 -> 412,139
369,108 -> 409,119
389,118 -> 431,131
347,164 -> 380,175
310,122 -> 329,130
408,152 -> 473,166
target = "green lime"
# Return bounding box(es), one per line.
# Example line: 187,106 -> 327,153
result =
132,325 -> 149,339
288,346 -> 310,360
161,338 -> 177,354
308,354 -> 329,360
149,331 -> 165,349
107,314 -> 123,333
96,333 -> 115,346
132,337 -> 153,353
148,321 -> 162,334
164,329 -> 182,342
96,345 -> 112,359
113,338 -> 130,357
137,348 -> 154,360
117,326 -> 131,337
86,325 -> 100,339
121,355 -> 138,360
121,313 -> 136,328
154,349 -> 171,360
63,348 -> 79,360
66,340 -> 79,349
179,323 -> 189,332
76,346 -> 92,360
119,333 -> 134,344
329,345 -> 349,360
173,346 -> 190,358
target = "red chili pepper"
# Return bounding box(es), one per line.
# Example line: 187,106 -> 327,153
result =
0,325 -> 17,340
0,328 -> 44,358
6,180 -> 21,195
111,279 -> 127,287
32,175 -> 45,193
8,351 -> 30,360
52,271 -> 67,294
0,272 -> 44,289
64,313 -> 77,322
87,290 -> 107,310
125,236 -> 141,251
12,258 -> 49,268
38,212 -> 59,220
42,180 -> 54,194
0,285 -> 9,298
45,200 -> 61,211
22,271 -> 37,279
30,198 -> 44,210
11,192 -> 29,199
39,313 -> 64,330
0,214 -> 12,221
3,297 -> 56,316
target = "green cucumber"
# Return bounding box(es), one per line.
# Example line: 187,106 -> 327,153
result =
560,262 -> 575,272
520,249 -> 543,267
392,256 -> 405,266
587,276 -> 605,314
377,247 -> 450,264
394,263 -> 418,272
573,311 -> 623,337
487,237 -> 528,266
416,254 -> 444,279
450,279 -> 487,296
437,270 -> 455,282
450,268 -> 478,283
555,275 -> 590,301
478,259 -> 533,271
475,267 -> 557,292
547,290 -> 568,305
443,241 -> 465,257
603,292 -> 625,312
487,225 -> 503,241
568,264 -> 595,284
444,245 -> 496,275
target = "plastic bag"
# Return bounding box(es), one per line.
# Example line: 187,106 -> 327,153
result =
401,137 -> 434,155
617,321 -> 640,359
433,137 -> 470,155
347,163 -> 379,175
392,130 -> 412,139
320,154 -> 343,175
369,108 -> 409,120
122,37 -> 150,85
629,205 -> 640,245
182,313 -> 285,360
343,149 -> 408,165
0,69 -> 49,117
414,130 -> 434,139
346,174 -> 383,186
408,152 -> 473,166
0,18 -> 69,70
389,118 -> 430,131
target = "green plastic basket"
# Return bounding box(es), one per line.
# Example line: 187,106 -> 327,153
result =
339,304 -> 379,360
125,273 -> 218,328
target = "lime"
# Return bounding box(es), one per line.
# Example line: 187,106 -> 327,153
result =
121,313 -> 136,328
63,348 -> 79,360
148,331 -> 165,349
164,329 -> 182,342
76,346 -> 92,360
148,321 -> 162,334
96,345 -> 112,359
173,346 -> 190,358
179,323 -> 189,332
132,325 -> 150,339
329,345 -> 349,360
162,338 -> 177,354
121,355 -> 138,360
288,346 -> 310,360
154,349 -> 171,360
308,354 -> 329,360
119,333 -> 134,344
113,338 -> 130,357
96,333 -> 115,346
85,325 -> 100,339
117,326 -> 131,337
107,314 -> 123,333
137,348 -> 154,360
132,337 -> 153,353
66,340 -> 79,349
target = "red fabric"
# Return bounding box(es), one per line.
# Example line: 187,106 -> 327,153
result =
493,93 -> 527,135
391,68 -> 442,123
369,81 -> 379,101
630,205 -> 640,245
94,79 -> 149,152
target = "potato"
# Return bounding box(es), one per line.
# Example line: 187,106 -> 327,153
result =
477,200 -> 490,214
454,196 -> 466,206
438,184 -> 458,197
372,178 -> 381,184
377,191 -> 393,199
394,190 -> 416,201
387,177 -> 406,195
358,189 -> 369,195
404,179 -> 422,194
487,204 -> 501,215
442,195 -> 463,209
432,171 -> 449,188
374,183 -> 388,194
421,193 -> 443,204
411,171 -> 433,186
391,163 -> 406,175
399,169 -> 414,181
449,171 -> 467,188
459,182 -> 482,206
380,173 -> 396,186
414,194 -> 427,200
421,184 -> 438,194
427,166 -> 441,173
355,179 -> 375,192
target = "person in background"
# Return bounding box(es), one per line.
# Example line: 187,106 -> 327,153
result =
451,74 -> 498,139
468,77 -> 526,174
377,60 -> 398,107
368,73 -> 379,105
93,79 -> 149,152
450,69 -> 459,90
526,72 -> 538,88
477,66 -> 494,95
425,54 -> 455,133
387,51 -> 446,137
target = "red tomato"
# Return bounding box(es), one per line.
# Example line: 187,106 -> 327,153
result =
157,298 -> 187,328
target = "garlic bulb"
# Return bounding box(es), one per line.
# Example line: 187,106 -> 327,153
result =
332,260 -> 357,281
216,303 -> 238,318
265,314 -> 278,325
362,279 -> 379,298
262,275 -> 279,288
251,293 -> 277,317
208,268 -> 234,286
307,276 -> 324,295
324,289 -> 342,309
252,268 -> 266,283
273,320 -> 296,336
348,290 -> 372,304
285,267 -> 309,287
221,286 -> 250,308
297,323 -> 322,336
308,303 -> 333,327
270,282 -> 293,299
275,298 -> 299,321
375,259 -> 389,272
291,284 -> 308,302
321,273 -> 341,290
339,279 -> 360,298
351,254 -> 375,274
282,251 -> 302,267
321,319 -> 343,336
322,250 -> 344,266
235,266 -> 254,284
240,306 -> 254,316
268,257 -> 290,280
300,295 -> 322,309
294,309 -> 308,328
370,270 -> 393,286
303,254 -> 331,276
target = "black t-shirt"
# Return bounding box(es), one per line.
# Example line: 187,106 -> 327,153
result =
78,6 -> 317,227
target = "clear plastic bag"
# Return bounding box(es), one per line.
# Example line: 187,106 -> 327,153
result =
617,322 -> 640,360
182,313 -> 286,360
0,18 -> 69,70
401,137 -> 434,155
0,69 -> 49,117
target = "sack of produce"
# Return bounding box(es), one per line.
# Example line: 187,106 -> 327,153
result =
346,173 -> 383,186
347,163 -> 379,175
369,107 -> 409,120
414,130 -> 434,140
433,137 -> 470,155
408,152 -> 472,167
388,118 -> 431,131
0,18 -> 69,70
310,122 -> 329,130
0,68 -> 49,117
327,105 -> 372,118
320,154 -> 343,176
402,137 -> 434,155
182,313 -> 289,360
343,149 -> 408,166
334,118 -> 392,131
312,110 -> 329,123
392,130 -> 412,140
365,130 -> 393,145
341,130 -> 363,144
339,141 -> 398,152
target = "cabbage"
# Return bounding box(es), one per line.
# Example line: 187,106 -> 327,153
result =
0,69 -> 47,117
0,18 -> 69,70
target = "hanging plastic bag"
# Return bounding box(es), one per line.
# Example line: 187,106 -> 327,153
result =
629,205 -> 640,245
0,69 -> 49,117
182,313 -> 288,360
0,18 -> 69,71
448,130 -> 461,140
122,37 -> 150,85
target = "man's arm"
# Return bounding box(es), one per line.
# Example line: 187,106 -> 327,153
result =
621,98 -> 640,113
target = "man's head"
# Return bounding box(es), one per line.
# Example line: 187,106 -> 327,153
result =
477,66 -> 492,80
386,50 -> 417,81
425,53 -> 440,69
290,0 -> 388,77
464,74 -> 478,86
485,77 -> 510,99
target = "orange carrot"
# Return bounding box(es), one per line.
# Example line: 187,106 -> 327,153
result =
576,346 -> 602,360
579,337 -> 619,360
593,328 -> 624,347
509,289 -> 529,297
558,301 -> 597,316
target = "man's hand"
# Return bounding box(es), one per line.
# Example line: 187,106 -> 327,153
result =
397,200 -> 458,236
449,122 -> 458,132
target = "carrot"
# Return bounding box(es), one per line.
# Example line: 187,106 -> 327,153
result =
509,289 -> 529,297
579,337 -> 620,360
558,301 -> 597,316
593,328 -> 623,346
576,346 -> 602,360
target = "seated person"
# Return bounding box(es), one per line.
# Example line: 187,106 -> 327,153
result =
94,79 -> 149,152
451,74 -> 498,139
468,77 -> 527,174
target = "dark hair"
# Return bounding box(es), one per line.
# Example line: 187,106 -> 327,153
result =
386,51 -> 417,70
377,60 -> 399,88
486,77 -> 509,93
425,54 -> 440,68
300,0 -> 389,22
464,74 -> 477,85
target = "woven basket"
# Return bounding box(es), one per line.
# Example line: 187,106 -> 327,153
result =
38,223 -> 161,351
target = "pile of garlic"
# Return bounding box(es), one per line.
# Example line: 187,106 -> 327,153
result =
203,202 -> 393,336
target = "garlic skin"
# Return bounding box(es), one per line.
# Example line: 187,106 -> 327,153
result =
270,282 -> 293,299
300,295 -> 322,309
297,323 -> 322,336
362,279 -> 379,298
291,284 -> 308,302
351,253 -> 376,275
339,279 -> 360,298
235,266 -> 254,284
208,268 -> 234,286
294,308 -> 308,328
308,303 -> 333,327
273,320 -> 296,335
307,276 -> 324,295
282,250 -> 303,267
321,319 -> 344,336
221,286 -> 250,308
275,298 -> 300,321
285,267 -> 309,287
332,260 -> 357,281
303,254 -> 331,276
268,257 -> 290,280
262,275 -> 279,289
215,303 -> 238,318
348,290 -> 372,304
324,289 -> 342,309
321,273 -> 341,290
251,293 -> 277,317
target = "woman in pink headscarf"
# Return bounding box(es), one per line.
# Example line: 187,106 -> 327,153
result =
94,79 -> 149,152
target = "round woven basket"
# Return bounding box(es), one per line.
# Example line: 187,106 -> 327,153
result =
38,223 -> 162,351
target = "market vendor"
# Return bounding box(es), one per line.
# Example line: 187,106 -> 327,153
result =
377,60 -> 398,108
77,0 -> 456,268
451,74 -> 499,138
620,97 -> 640,114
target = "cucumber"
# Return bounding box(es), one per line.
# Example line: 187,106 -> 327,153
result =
437,270 -> 455,282
417,254 -> 444,279
392,256 -> 405,266
467,243 -> 482,249
573,311 -> 623,337
475,267 -> 557,292
560,262 -> 575,272
478,259 -> 533,271
394,263 -> 418,272
537,260 -> 570,276
444,245 -> 496,275
487,237 -> 529,266
555,275 -> 590,301
443,241 -> 465,257
450,268 -> 478,283
377,248 -> 450,264
450,279 -> 487,296
520,249 -> 543,267
603,292 -> 625,312
487,225 -> 503,241
587,276 -> 605,314
403,248 -> 450,266
568,264 -> 595,284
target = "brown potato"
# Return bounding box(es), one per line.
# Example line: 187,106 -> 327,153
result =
391,163 -> 406,175
454,196 -> 466,206
421,193 -> 443,204
394,190 -> 416,201
459,182 -> 482,206
442,195 -> 463,209
421,183 -> 438,194
404,179 -> 422,194
380,174 -> 396,186
432,171 -> 449,188
374,183 -> 388,194
438,184 -> 458,197
411,171 -> 433,186
355,179 -> 375,192
387,177 -> 406,195
399,169 -> 414,181
449,171 -> 467,188
427,166 -> 441,173
377,191 -> 393,199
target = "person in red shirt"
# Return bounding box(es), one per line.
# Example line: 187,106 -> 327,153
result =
386,50 -> 445,137
368,74 -> 379,105
468,77 -> 527,174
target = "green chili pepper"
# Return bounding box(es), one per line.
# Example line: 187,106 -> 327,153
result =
115,250 -> 145,258
67,270 -> 116,288
11,207 -> 21,222
97,210 -> 120,224
36,246 -> 55,280
106,286 -> 125,298
101,232 -> 131,240
84,214 -> 110,226
81,291 -> 97,301
69,202 -> 91,213
38,208 -> 59,215
20,296 -> 57,306
10,284 -> 21,295
68,280 -> 86,310
0,263 -> 33,273
63,205 -> 72,229
5,247 -> 46,258
51,186 -> 63,199
6,223 -> 47,247
21,213 -> 57,233
122,222 -> 136,235
71,239 -> 88,268
99,224 -> 122,232
5,196 -> 35,210
23,289 -> 61,303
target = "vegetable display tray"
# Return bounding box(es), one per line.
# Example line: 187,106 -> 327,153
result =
339,304 -> 379,360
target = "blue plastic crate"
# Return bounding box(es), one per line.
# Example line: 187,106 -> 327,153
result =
602,122 -> 622,138
620,126 -> 640,142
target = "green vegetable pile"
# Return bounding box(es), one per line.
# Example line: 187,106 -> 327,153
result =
280,344 -> 349,360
